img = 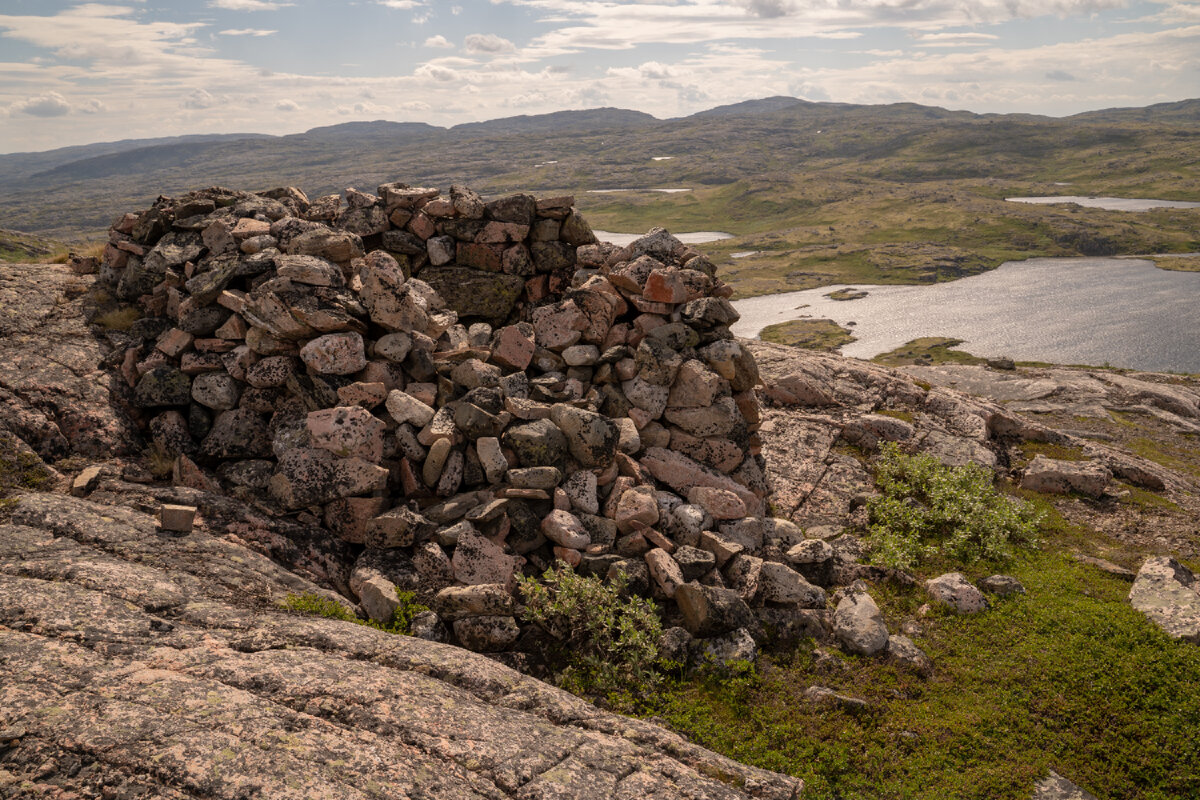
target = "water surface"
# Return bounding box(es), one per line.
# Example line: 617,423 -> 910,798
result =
1006,196 -> 1200,212
593,230 -> 734,246
731,257 -> 1200,373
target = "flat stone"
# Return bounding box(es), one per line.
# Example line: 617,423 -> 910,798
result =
549,404 -> 618,469
365,505 -> 435,549
686,486 -> 746,520
491,324 -> 536,371
433,584 -> 515,621
668,360 -> 726,409
978,574 -> 1026,597
674,545 -> 717,582
386,390 -> 437,428
562,470 -> 599,515
1033,771 -> 1100,800
759,561 -> 826,608
135,367 -> 192,408
452,527 -> 521,586
614,485 -> 660,533
306,405 -> 386,462
452,615 -> 521,652
786,539 -> 835,565
885,634 -> 933,677
1129,556 -> 1200,643
160,504 -> 196,533
190,372 -> 241,411
1020,454 -> 1112,498
71,465 -> 103,497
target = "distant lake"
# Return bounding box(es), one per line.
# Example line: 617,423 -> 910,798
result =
593,230 -> 734,246
1006,196 -> 1200,212
731,257 -> 1200,373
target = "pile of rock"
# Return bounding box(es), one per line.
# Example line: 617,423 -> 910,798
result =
97,182 -> 832,663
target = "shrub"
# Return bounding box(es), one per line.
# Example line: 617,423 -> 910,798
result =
517,561 -> 665,702
866,443 -> 1042,570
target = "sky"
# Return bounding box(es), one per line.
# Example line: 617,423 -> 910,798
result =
0,0 -> 1197,154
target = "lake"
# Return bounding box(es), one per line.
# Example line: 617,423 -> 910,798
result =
1006,196 -> 1200,212
730,257 -> 1200,374
593,230 -> 734,246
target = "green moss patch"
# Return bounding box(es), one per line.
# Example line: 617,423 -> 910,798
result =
651,549 -> 1200,799
872,337 -> 987,367
760,318 -> 857,352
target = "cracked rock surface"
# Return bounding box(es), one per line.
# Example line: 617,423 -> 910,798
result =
0,263 -> 139,461
0,492 -> 800,799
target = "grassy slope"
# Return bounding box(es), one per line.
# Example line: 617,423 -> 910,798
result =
650,502 -> 1200,800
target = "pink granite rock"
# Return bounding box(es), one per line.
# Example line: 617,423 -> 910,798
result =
307,405 -> 386,462
300,331 -> 368,375
615,485 -> 660,533
541,509 -> 591,549
687,486 -> 747,520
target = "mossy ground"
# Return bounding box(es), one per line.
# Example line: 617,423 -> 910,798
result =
0,433 -> 54,502
759,318 -> 856,352
648,511 -> 1200,799
871,337 -> 987,367
282,590 -> 428,635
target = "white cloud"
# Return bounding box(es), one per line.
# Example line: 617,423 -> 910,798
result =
378,0 -> 424,8
220,28 -> 277,36
424,34 -> 453,48
13,91 -> 71,117
183,88 -> 217,109
415,63 -> 459,81
208,0 -> 293,10
276,98 -> 300,110
464,33 -> 516,55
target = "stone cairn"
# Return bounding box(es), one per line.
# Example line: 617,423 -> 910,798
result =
98,182 -> 829,664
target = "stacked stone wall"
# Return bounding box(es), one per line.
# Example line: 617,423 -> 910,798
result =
99,181 -> 829,662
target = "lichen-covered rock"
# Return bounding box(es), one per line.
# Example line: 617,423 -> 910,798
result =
134,366 -> 192,408
1129,556 -> 1200,643
549,403 -> 619,468
1020,454 -> 1112,498
925,572 -> 989,614
834,590 -> 889,656
675,582 -> 756,637
420,266 -> 524,321
300,331 -> 368,375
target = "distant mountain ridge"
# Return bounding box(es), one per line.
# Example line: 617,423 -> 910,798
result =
2,95 -> 1197,239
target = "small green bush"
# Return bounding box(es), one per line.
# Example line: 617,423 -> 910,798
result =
283,589 -> 427,635
518,561 -> 665,702
866,442 -> 1042,569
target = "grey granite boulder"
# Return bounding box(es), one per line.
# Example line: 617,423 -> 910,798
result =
1129,556 -> 1200,643
834,590 -> 889,656
1020,454 -> 1112,498
1033,770 -> 1099,800
925,572 -> 989,614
